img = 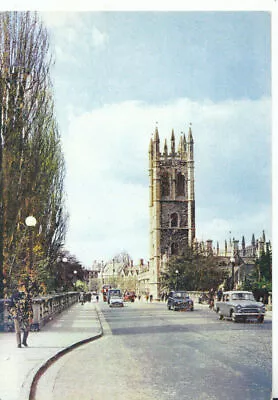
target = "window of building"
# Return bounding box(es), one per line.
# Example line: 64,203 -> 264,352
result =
176,172 -> 185,196
161,172 -> 170,196
170,212 -> 179,227
171,242 -> 179,255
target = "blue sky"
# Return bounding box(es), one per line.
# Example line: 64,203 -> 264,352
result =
37,9 -> 272,267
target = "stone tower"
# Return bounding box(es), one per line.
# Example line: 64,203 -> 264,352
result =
148,125 -> 195,298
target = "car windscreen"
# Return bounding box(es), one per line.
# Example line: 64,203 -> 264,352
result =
109,290 -> 121,296
174,293 -> 188,299
231,293 -> 255,301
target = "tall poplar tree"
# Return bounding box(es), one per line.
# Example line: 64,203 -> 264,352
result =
0,11 -> 67,296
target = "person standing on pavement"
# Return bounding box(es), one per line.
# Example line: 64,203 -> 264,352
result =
9,282 -> 33,348
208,287 -> 215,310
217,288 -> 223,301
79,292 -> 85,305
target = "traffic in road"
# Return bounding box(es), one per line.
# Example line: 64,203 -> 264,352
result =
35,300 -> 272,400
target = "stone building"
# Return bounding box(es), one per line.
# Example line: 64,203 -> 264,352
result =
147,125 -> 195,298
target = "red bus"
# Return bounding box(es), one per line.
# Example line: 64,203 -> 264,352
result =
102,284 -> 111,302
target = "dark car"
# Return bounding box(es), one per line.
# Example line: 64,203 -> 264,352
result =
167,291 -> 194,311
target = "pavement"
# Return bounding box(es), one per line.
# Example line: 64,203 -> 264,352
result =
0,301 -> 102,400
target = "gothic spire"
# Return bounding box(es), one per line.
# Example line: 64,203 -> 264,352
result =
188,123 -> 194,143
163,139 -> 168,156
171,129 -> 175,154
154,126 -> 160,143
149,137 -> 153,154
178,134 -> 183,153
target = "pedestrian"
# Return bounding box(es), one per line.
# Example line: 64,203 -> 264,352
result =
217,288 -> 223,302
145,294 -> 149,303
9,281 -> 33,348
79,292 -> 84,305
150,294 -> 153,303
96,294 -> 99,303
208,288 -> 215,310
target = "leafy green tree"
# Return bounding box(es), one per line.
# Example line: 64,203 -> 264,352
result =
259,246 -> 272,282
160,247 -> 228,292
239,247 -> 272,292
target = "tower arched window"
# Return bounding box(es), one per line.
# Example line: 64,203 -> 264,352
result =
161,172 -> 170,196
171,242 -> 179,255
176,172 -> 185,196
170,212 -> 179,227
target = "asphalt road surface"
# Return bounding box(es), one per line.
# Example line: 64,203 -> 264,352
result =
36,301 -> 272,400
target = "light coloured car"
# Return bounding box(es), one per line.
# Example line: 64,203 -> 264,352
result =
109,295 -> 124,307
215,290 -> 265,323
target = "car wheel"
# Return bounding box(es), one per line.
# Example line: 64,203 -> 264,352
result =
231,310 -> 237,322
168,305 -> 171,310
218,313 -> 224,320
258,316 -> 264,323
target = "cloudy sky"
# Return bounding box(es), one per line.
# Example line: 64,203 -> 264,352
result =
34,7 -> 273,268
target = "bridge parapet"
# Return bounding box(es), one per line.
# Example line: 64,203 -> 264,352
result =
0,292 -> 80,332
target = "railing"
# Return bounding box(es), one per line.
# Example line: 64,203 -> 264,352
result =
0,292 -> 80,332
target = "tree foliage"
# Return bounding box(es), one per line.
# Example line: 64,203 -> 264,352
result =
240,247 -> 272,292
0,11 -> 67,296
160,247 -> 228,292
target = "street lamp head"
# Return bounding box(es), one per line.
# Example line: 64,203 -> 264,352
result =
175,269 -> 179,274
62,257 -> 68,263
73,270 -> 77,274
25,215 -> 37,227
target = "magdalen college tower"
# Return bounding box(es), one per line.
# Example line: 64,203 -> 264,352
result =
148,125 -> 195,298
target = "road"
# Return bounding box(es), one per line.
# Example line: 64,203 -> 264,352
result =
35,300 -> 272,400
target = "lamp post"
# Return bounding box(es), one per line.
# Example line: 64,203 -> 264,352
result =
175,269 -> 179,291
101,260 -> 104,285
25,215 -> 37,281
61,257 -> 68,291
73,270 -> 77,291
230,256 -> 235,290
112,258 -> 115,287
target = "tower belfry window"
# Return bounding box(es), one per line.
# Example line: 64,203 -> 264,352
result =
170,212 -> 179,227
161,172 -> 170,196
171,242 -> 179,255
176,172 -> 185,196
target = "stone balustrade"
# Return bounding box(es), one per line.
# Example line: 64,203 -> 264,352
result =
0,292 -> 80,332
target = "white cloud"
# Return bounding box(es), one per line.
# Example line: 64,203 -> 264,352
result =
62,97 -> 271,267
91,26 -> 108,48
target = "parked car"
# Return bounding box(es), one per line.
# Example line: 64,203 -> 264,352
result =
167,291 -> 194,311
215,290 -> 266,323
109,294 -> 124,308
